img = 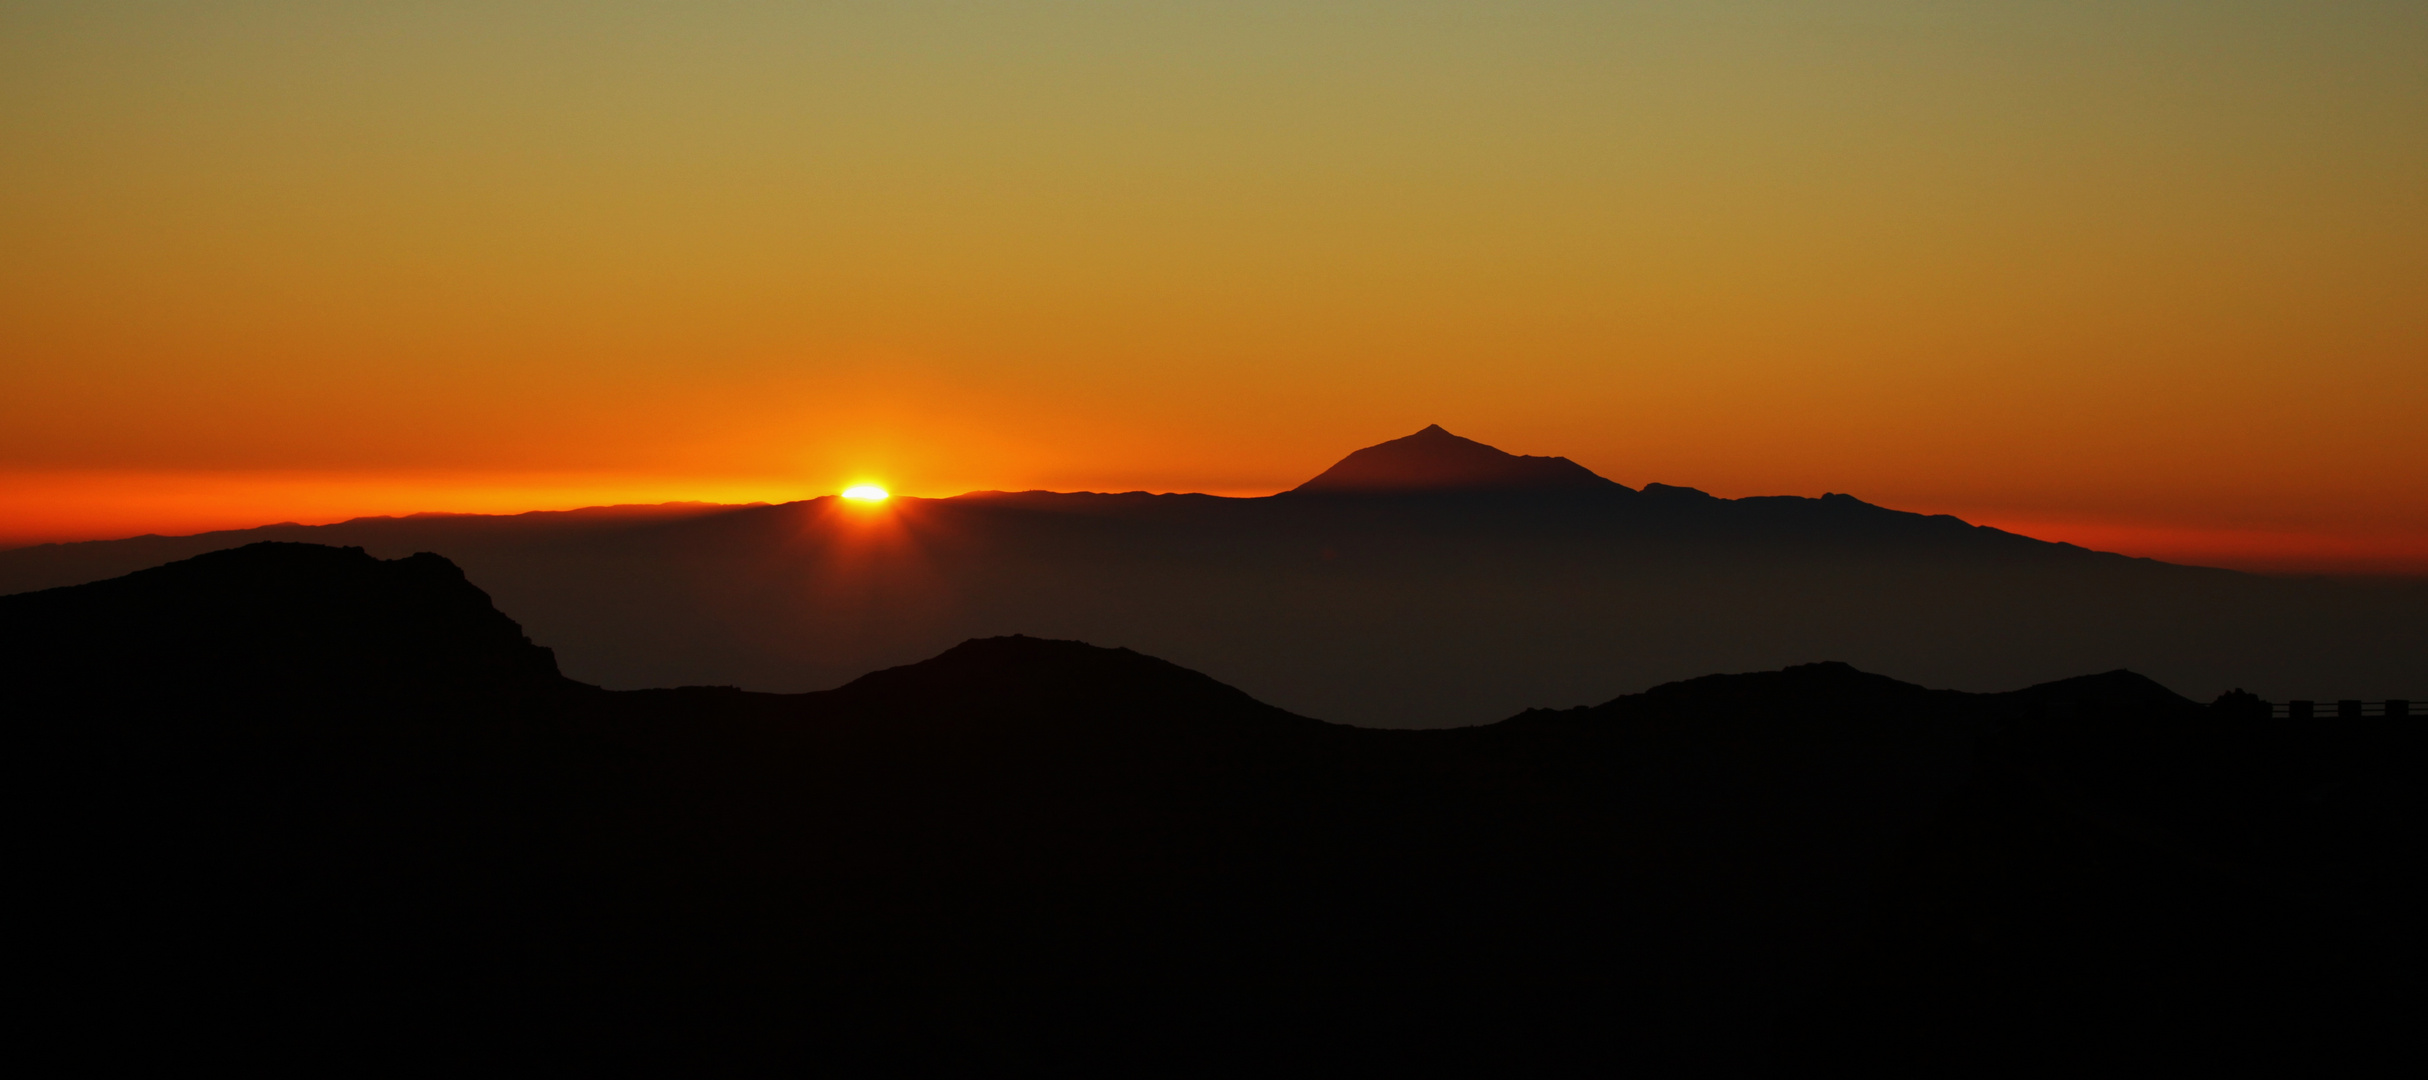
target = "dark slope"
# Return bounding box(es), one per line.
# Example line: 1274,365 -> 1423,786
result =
1287,423 -> 1621,493
3,540 -> 564,704
1790,675 -> 2421,1072
11,544 -> 2415,1070
7,545 -> 625,1067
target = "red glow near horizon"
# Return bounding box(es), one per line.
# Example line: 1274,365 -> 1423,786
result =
1955,516 -> 2428,578
2,467 -> 2421,578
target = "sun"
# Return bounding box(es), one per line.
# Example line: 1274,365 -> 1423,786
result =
841,484 -> 890,502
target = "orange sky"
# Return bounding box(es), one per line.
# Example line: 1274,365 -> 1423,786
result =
3,3 -> 2423,574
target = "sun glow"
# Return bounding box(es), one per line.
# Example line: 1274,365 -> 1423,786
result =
842,485 -> 890,502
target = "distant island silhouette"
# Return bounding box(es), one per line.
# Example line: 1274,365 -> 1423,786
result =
2,426 -> 2421,726
6,543 -> 2413,1070
1288,423 -> 1621,493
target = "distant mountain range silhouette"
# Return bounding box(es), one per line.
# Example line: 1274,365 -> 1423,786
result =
3,427 -> 2420,725
8,544 -> 2413,1069
1288,423 -> 1619,493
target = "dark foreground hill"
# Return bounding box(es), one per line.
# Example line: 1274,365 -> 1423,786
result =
8,544 -> 2417,1071
4,428 -> 2420,726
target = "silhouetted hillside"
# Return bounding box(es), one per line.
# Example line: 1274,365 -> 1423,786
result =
10,544 -> 2413,1070
1287,423 -> 1619,493
2,429 -> 2419,725
1791,673 -> 2421,1072
4,541 -> 564,707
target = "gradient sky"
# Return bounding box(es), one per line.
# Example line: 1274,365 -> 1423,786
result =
3,2 -> 2423,572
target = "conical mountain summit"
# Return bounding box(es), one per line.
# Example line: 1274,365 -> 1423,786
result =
1289,424 -> 1624,494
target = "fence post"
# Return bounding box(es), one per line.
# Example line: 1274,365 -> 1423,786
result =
2388,700 -> 2410,719
2338,700 -> 2364,719
2289,700 -> 2314,720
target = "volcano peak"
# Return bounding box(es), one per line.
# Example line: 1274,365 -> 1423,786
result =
1289,426 -> 1623,495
